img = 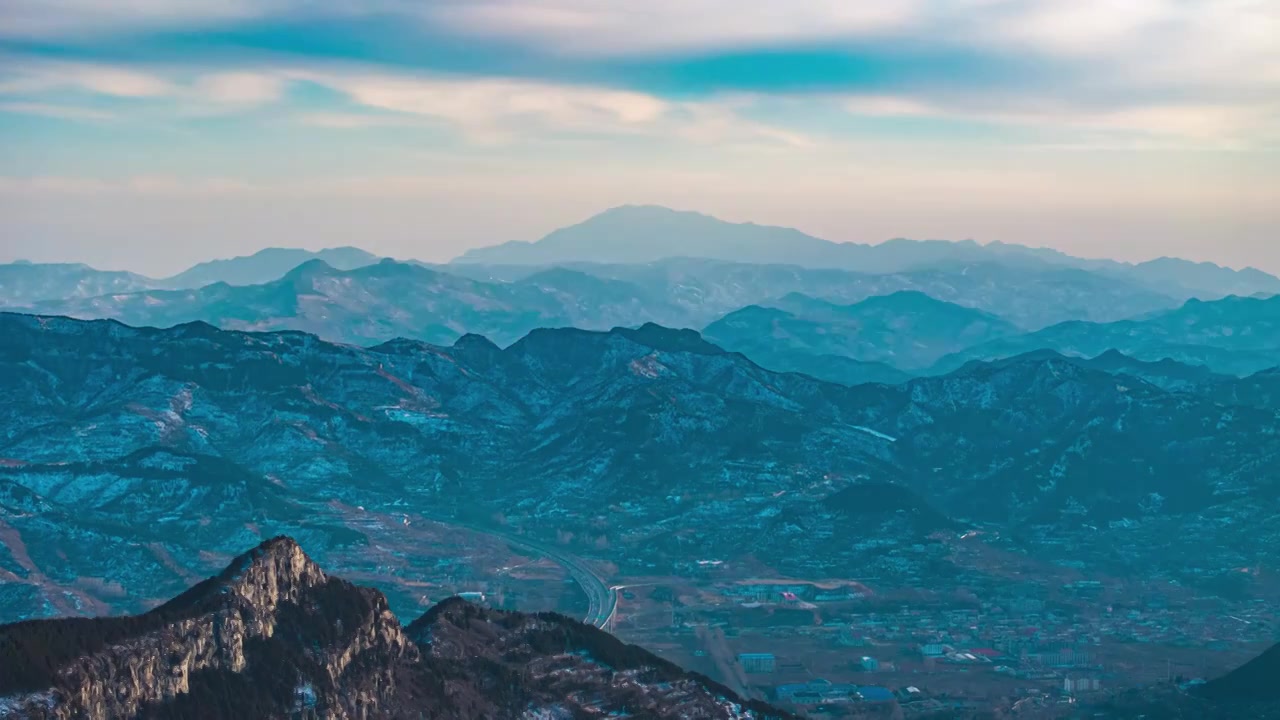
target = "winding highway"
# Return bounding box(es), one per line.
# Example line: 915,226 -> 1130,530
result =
438,518 -> 618,629
499,531 -> 618,629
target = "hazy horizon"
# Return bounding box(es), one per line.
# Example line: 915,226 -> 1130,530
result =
2,2 -> 1278,275
2,202 -> 1279,278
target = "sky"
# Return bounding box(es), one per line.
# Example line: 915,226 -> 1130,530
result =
0,1 -> 1277,276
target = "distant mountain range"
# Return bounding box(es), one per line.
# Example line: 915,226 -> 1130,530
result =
703,291 -> 1018,382
163,246 -> 381,288
9,256 -> 1175,348
933,294 -> 1280,377
0,247 -> 383,306
8,205 -> 1280,718
11,254 -> 1279,386
6,207 -> 1277,319
14,259 -> 692,347
2,313 -> 1278,624
0,536 -> 788,719
455,205 -> 1280,300
0,261 -> 155,305
448,257 -> 1187,330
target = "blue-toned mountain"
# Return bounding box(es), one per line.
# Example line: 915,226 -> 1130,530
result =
934,294 -> 1280,376
462,257 -> 1183,330
0,262 -> 157,306
703,291 -> 1017,381
454,206 -> 1280,300
160,246 -> 382,288
2,314 -> 1278,624
0,249 -> 382,308
22,259 -> 690,347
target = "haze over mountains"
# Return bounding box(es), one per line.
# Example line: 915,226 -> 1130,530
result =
4,206 -> 1280,717
5,206 -> 1280,391
933,294 -> 1280,377
455,206 -> 1280,298
0,247 -> 384,307
703,292 -> 1019,384
5,206 -> 1277,307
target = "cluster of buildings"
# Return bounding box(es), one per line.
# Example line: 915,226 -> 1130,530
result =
771,679 -> 897,707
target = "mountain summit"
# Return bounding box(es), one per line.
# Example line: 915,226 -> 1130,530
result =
452,206 -> 1280,299
455,205 -> 835,266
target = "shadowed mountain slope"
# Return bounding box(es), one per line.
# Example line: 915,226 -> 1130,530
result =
1,314 -> 1278,625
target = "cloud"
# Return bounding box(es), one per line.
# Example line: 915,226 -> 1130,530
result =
0,0 -> 268,39
0,54 -> 811,148
289,68 -> 810,147
193,72 -> 285,105
0,61 -> 286,113
841,92 -> 1280,145
842,95 -> 935,118
428,1 -> 920,55
308,72 -> 669,132
976,0 -> 1280,95
669,101 -> 816,149
0,101 -> 116,121
0,1 -> 1275,150
0,62 -> 174,97
292,112 -> 424,129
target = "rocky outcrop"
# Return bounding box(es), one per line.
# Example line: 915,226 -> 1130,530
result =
0,538 -> 415,720
0,538 -> 790,720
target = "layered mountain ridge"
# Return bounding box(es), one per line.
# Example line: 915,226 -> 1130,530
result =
2,312 -> 1278,624
935,293 -> 1280,376
454,206 -> 1280,301
702,291 -> 1018,383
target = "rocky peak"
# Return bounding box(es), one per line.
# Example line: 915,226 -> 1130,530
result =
614,322 -> 728,356
210,535 -> 327,614
450,332 -> 503,364
1,538 -> 790,720
0,537 -> 412,720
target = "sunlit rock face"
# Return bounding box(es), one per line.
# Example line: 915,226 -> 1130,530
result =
0,538 -> 789,720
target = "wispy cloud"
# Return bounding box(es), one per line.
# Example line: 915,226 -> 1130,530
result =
0,55 -> 814,148
0,60 -> 291,118
427,1 -> 920,55
0,101 -> 116,121
193,72 -> 286,106
1,0 -> 1272,149
841,92 -> 1280,146
0,61 -> 174,97
0,0 -> 267,39
302,71 -> 669,137
302,69 -> 819,148
291,111 -> 424,130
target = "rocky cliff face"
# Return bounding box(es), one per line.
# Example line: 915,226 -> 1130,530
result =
0,538 -> 789,720
0,537 -> 414,719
